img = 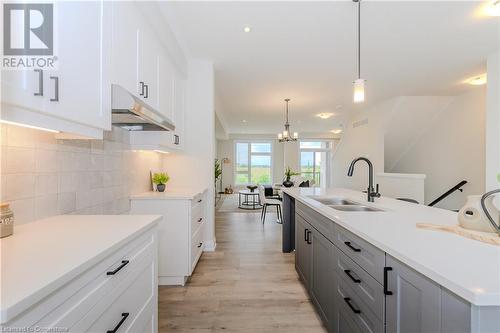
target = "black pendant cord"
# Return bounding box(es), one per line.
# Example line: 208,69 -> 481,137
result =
357,0 -> 361,80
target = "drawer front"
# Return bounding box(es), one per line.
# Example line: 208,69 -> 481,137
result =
74,258 -> 155,333
191,203 -> 205,236
335,247 -> 384,320
191,192 -> 205,209
333,224 -> 385,284
190,227 -> 204,273
6,229 -> 156,329
296,201 -> 334,241
335,277 -> 384,333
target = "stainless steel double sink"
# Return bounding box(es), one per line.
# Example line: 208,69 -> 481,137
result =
309,196 -> 384,212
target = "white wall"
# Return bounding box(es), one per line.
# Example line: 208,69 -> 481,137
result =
162,59 -> 216,249
332,99 -> 396,190
389,88 -> 486,209
486,52 -> 500,192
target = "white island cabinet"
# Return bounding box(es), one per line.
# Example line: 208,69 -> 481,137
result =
1,1 -> 112,139
130,189 -> 208,285
0,215 -> 160,333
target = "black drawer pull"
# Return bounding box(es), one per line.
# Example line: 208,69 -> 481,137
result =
306,230 -> 312,244
197,242 -> 203,248
344,297 -> 361,314
107,312 -> 129,333
106,260 -> 129,275
198,199 -> 202,203
304,228 -> 308,242
198,217 -> 203,223
344,241 -> 361,252
344,269 -> 361,283
384,266 -> 393,295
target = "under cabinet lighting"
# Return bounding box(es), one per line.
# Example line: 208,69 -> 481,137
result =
155,150 -> 170,154
331,129 -> 343,134
467,74 -> 487,85
0,120 -> 60,133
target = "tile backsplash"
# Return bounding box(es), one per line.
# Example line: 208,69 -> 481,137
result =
0,124 -> 164,225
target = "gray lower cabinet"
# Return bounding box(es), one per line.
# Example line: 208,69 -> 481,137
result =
385,255 -> 441,333
310,228 -> 336,328
295,202 -> 499,333
295,215 -> 312,288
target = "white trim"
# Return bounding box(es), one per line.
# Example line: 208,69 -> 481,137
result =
158,276 -> 188,286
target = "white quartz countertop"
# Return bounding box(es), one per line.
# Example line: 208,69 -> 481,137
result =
283,187 -> 500,306
131,188 -> 206,200
0,214 -> 161,323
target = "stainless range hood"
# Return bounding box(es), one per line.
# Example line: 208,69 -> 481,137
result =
111,84 -> 175,131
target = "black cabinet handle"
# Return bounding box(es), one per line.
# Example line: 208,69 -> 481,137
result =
197,242 -> 203,248
344,297 -> 361,314
384,266 -> 393,295
344,241 -> 361,252
34,69 -> 43,96
197,217 -> 203,223
306,230 -> 312,245
198,199 -> 203,203
174,134 -> 180,145
139,81 -> 145,96
106,260 -> 129,275
304,228 -> 308,242
49,76 -> 59,102
106,312 -> 129,333
344,269 -> 361,283
144,84 -> 149,98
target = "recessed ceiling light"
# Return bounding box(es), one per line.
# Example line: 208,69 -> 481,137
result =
485,0 -> 500,16
467,74 -> 487,85
242,119 -> 247,123
330,129 -> 343,134
243,26 -> 252,33
316,113 -> 334,119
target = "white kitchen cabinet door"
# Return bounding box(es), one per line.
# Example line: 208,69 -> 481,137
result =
44,1 -> 110,131
138,23 -> 159,110
111,1 -> 140,96
157,51 -> 175,122
172,74 -> 186,148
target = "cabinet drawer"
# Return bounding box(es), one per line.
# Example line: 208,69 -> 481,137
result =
296,201 -> 334,241
190,227 -> 204,272
333,224 -> 385,284
73,257 -> 155,333
335,247 -> 384,320
335,277 -> 384,333
191,193 -> 205,209
191,203 -> 205,236
6,230 -> 155,329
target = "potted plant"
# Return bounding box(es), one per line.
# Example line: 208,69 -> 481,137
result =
152,172 -> 170,192
283,166 -> 300,188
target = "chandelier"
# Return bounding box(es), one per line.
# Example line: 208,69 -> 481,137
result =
278,99 -> 298,142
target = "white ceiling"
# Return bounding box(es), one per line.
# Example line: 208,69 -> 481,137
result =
162,1 -> 499,134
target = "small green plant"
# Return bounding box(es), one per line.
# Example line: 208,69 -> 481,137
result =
215,159 -> 222,181
152,172 -> 170,185
284,166 -> 300,179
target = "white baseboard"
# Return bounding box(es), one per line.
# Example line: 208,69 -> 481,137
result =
203,239 -> 217,251
159,276 -> 188,286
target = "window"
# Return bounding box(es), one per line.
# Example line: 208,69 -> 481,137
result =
299,141 -> 332,186
235,141 -> 273,185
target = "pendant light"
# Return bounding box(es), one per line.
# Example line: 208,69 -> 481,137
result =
353,0 -> 365,103
278,99 -> 298,142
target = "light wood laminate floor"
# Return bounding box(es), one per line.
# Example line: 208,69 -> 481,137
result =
158,211 -> 327,332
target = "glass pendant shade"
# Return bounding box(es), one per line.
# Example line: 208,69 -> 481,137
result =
353,78 -> 365,103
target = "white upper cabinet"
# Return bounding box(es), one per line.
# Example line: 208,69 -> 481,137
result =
1,1 -> 111,138
110,1 -> 140,96
111,1 -> 186,151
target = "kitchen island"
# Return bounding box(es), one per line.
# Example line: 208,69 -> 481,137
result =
282,187 -> 500,333
0,214 -> 161,332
